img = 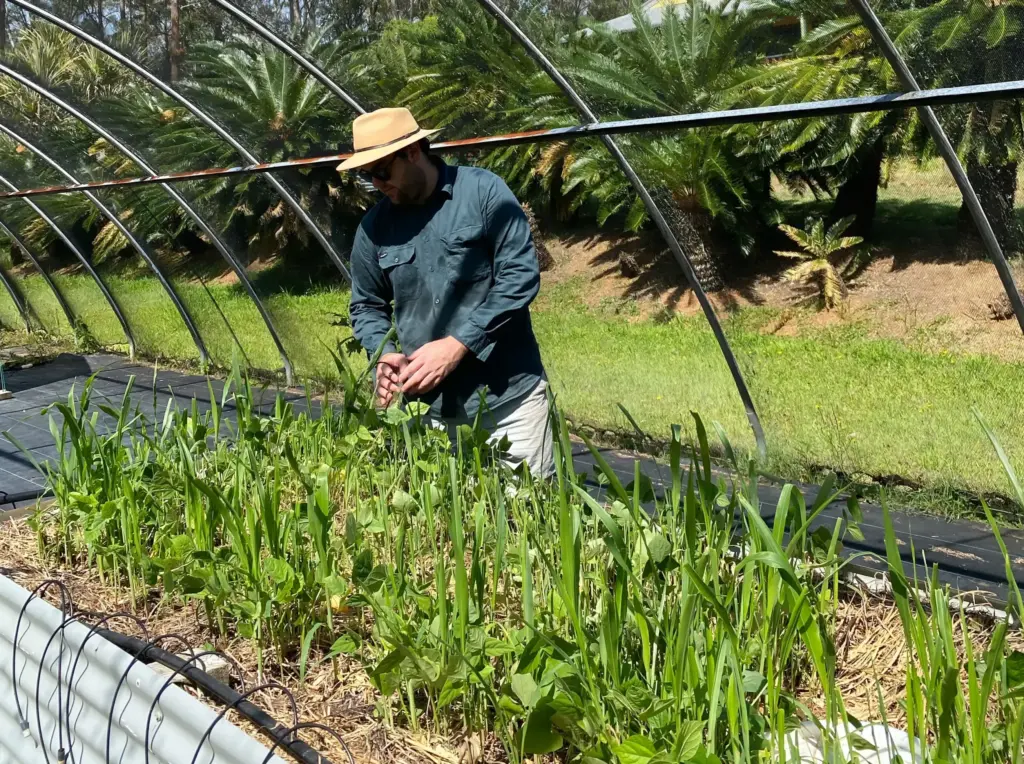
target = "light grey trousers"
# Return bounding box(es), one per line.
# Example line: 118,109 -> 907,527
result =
430,379 -> 556,478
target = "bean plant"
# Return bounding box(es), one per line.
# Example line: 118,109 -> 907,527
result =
13,351 -> 1024,763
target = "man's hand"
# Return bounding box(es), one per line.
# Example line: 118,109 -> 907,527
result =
399,336 -> 468,396
375,352 -> 408,408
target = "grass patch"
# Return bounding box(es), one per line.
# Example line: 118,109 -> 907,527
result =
533,295 -> 1024,509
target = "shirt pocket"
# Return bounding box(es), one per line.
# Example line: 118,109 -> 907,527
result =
443,225 -> 491,284
378,243 -> 417,292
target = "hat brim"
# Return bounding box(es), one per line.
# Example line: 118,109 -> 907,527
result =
336,127 -> 441,172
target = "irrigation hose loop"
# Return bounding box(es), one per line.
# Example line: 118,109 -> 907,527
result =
105,633 -> 198,764
35,615 -> 80,764
143,649 -> 235,764
64,612 -> 150,762
12,580 -> 72,736
259,721 -> 356,764
188,681 -> 301,764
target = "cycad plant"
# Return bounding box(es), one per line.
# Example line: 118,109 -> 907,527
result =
732,0 -> 909,238
885,0 -> 1024,256
775,215 -> 862,310
555,0 -> 780,289
0,23 -> 185,263
351,0 -> 578,206
92,31 -> 374,266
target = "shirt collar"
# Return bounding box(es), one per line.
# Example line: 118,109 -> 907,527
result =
431,156 -> 455,198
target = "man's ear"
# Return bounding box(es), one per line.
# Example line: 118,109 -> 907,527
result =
404,143 -> 422,164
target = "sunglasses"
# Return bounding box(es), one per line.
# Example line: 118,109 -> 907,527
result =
356,151 -> 406,184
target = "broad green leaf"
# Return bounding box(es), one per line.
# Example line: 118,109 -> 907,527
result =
676,721 -> 704,761
742,670 -> 766,694
511,672 -> 542,709
361,564 -> 388,593
646,532 -> 672,565
329,633 -> 360,657
391,489 -> 417,513
612,735 -> 657,764
264,557 -> 295,586
383,405 -> 410,425
180,574 -> 206,595
352,549 -> 374,585
1007,650 -> 1024,688
522,702 -> 563,755
406,401 -> 430,418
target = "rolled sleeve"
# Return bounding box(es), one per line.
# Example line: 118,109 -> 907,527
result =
348,222 -> 397,357
450,179 -> 540,362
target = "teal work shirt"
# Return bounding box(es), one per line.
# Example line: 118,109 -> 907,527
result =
348,159 -> 546,421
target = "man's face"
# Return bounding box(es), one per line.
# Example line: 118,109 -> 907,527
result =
362,146 -> 427,205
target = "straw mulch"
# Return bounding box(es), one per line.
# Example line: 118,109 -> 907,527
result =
0,516 -> 464,764
801,584 -> 1024,726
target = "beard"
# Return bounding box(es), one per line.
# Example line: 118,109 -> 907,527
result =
393,163 -> 428,205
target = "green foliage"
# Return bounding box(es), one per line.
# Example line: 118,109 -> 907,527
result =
17,346 -> 1024,762
0,0 -> 1021,271
775,215 -> 863,310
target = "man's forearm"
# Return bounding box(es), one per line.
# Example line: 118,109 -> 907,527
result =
350,308 -> 397,356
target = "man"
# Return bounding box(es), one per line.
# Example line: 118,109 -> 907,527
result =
341,107 -> 554,478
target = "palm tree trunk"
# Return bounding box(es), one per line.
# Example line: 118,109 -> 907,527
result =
168,0 -> 183,82
96,0 -> 104,40
290,0 -> 301,30
957,154 -> 1021,259
651,187 -> 726,292
830,138 -> 884,239
0,0 -> 7,50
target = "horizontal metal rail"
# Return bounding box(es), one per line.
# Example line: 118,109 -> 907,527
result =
1,78 -> 1023,200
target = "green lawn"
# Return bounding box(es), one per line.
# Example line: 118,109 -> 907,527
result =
532,282 -> 1023,506
0,270 -> 1020,512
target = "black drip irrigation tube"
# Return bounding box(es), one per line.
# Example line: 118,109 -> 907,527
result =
96,628 -> 334,764
0,487 -> 50,516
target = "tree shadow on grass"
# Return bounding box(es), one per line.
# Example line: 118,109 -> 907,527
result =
549,222 -> 773,323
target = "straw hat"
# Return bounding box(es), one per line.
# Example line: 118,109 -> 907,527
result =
337,108 -> 440,172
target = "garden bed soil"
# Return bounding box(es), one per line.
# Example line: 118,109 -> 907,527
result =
3,514 -> 1019,764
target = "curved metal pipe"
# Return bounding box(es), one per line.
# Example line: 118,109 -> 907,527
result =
475,0 -> 768,456
0,62 -> 294,382
10,0 -> 351,282
0,260 -> 32,331
0,119 -> 210,365
850,0 -> 1024,337
0,216 -> 78,332
207,0 -> 366,115
0,171 -> 137,356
